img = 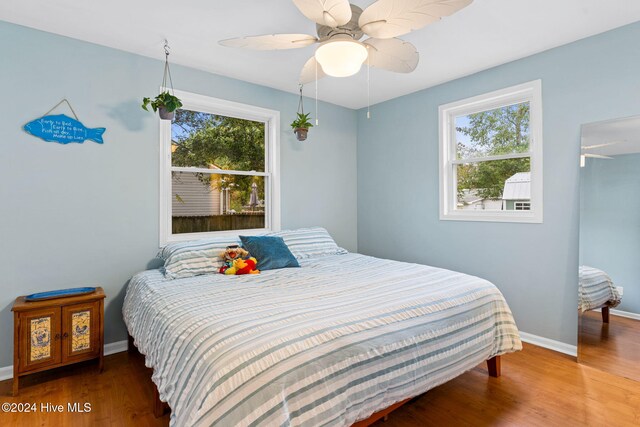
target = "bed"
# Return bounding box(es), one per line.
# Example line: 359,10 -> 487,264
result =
123,236 -> 521,426
579,265 -> 621,323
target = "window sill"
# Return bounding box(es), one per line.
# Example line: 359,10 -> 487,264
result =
440,211 -> 543,223
161,227 -> 274,247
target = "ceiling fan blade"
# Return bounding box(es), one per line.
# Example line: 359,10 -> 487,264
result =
582,140 -> 626,150
220,34 -> 318,50
299,57 -> 327,84
583,154 -> 614,159
364,38 -> 419,73
359,0 -> 473,39
292,0 -> 352,27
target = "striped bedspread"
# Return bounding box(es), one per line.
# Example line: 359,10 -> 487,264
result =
579,266 -> 621,312
123,253 -> 522,426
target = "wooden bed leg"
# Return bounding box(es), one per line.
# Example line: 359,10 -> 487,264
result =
351,398 -> 410,427
602,306 -> 610,323
154,386 -> 165,418
132,333 -> 169,418
487,356 -> 501,377
153,382 -> 170,418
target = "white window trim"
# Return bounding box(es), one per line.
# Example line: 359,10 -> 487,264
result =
438,80 -> 543,223
159,89 -> 281,246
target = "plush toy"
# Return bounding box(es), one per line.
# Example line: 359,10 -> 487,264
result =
220,245 -> 249,264
219,245 -> 260,275
224,257 -> 260,275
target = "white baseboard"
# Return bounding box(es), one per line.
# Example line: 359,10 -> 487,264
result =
612,309 -> 640,320
0,340 -> 128,382
104,339 -> 128,356
594,307 -> 640,321
0,365 -> 12,382
519,331 -> 578,357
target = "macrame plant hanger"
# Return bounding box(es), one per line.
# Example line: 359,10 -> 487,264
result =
141,39 -> 182,120
294,84 -> 310,141
162,40 -> 176,97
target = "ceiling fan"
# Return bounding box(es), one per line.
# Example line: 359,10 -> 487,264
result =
580,141 -> 625,167
220,0 -> 473,84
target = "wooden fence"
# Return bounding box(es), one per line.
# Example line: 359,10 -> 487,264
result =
173,214 -> 265,234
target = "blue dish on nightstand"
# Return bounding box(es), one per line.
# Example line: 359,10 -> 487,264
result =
25,287 -> 97,301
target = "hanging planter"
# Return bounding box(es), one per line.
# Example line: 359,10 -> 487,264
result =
291,113 -> 313,141
158,106 -> 174,121
142,40 -> 182,121
143,92 -> 182,120
294,126 -> 309,141
291,85 -> 314,141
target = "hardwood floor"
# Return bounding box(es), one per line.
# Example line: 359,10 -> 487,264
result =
579,310 -> 640,382
0,350 -> 169,426
1,343 -> 639,426
376,343 -> 640,427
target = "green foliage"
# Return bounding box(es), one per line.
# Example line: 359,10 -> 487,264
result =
456,103 -> 530,199
457,103 -> 530,157
290,112 -> 314,129
172,111 -> 264,170
457,158 -> 530,199
142,91 -> 183,113
171,110 -> 265,211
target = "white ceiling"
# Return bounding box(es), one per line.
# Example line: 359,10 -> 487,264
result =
582,116 -> 640,156
2,0 -> 640,109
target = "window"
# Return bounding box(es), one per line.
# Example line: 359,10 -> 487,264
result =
439,80 -> 543,223
160,89 -> 280,244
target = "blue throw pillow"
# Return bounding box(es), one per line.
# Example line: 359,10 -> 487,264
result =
239,235 -> 300,271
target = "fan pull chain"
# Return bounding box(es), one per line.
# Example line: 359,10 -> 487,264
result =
297,84 -> 304,115
315,60 -> 319,126
367,52 -> 371,119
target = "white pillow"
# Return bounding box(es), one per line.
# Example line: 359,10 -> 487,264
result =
158,237 -> 239,279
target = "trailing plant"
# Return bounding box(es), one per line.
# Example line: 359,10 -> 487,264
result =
142,91 -> 183,113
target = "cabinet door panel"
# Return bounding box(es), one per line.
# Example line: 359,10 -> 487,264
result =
62,302 -> 100,362
19,308 -> 61,372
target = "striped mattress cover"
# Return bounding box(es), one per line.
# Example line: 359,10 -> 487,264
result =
123,253 -> 522,426
579,265 -> 621,312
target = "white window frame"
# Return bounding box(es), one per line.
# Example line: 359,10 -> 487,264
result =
159,89 -> 280,245
439,80 -> 543,223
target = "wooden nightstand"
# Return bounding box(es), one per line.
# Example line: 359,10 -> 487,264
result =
11,288 -> 105,396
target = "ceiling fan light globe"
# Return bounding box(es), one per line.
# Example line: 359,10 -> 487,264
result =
314,39 -> 368,77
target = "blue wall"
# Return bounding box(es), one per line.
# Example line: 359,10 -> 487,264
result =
3,18 -> 640,369
0,21 -> 358,367
357,22 -> 640,346
580,154 -> 640,314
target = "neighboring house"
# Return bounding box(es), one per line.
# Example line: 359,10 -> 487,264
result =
458,172 -> 531,211
502,172 -> 531,210
457,189 -> 503,211
172,166 -> 230,216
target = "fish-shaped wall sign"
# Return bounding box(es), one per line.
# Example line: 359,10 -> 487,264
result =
23,114 -> 105,144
